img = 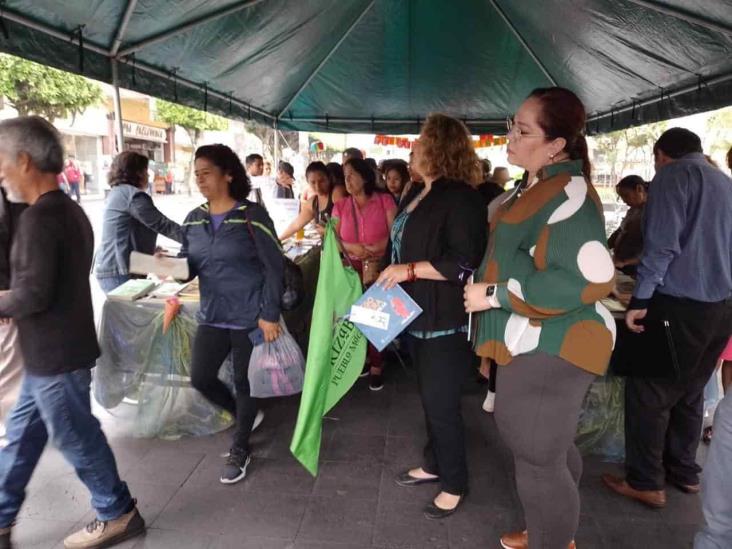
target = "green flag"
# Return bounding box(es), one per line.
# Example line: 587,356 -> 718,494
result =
290,220 -> 367,476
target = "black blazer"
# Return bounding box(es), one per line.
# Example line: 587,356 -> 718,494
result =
384,178 -> 487,332
0,191 -> 100,375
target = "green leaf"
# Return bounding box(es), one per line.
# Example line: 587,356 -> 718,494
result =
0,54 -> 102,122
155,99 -> 229,132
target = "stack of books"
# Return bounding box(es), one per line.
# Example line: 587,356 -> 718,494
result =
107,280 -> 157,302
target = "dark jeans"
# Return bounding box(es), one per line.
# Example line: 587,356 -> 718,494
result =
495,353 -> 595,549
190,325 -> 257,451
97,274 -> 130,294
406,332 -> 472,495
69,181 -> 81,203
0,369 -> 132,528
625,293 -> 732,491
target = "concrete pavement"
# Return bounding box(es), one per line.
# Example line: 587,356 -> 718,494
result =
11,363 -> 704,549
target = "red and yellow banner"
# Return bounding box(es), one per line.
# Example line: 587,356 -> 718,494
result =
374,134 -> 507,149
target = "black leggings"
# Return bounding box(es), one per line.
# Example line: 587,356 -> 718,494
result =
190,325 -> 257,451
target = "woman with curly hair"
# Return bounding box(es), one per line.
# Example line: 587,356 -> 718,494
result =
378,113 -> 487,519
180,144 -> 284,485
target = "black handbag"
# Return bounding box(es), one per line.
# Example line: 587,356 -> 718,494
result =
245,209 -> 304,311
281,256 -> 305,311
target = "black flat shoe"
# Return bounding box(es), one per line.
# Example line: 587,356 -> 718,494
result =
394,470 -> 440,487
423,493 -> 466,520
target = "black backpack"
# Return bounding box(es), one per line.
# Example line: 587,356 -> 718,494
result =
244,208 -> 304,311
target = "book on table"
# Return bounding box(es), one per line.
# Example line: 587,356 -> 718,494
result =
107,279 -> 157,301
349,283 -> 423,351
150,281 -> 190,299
129,251 -> 189,280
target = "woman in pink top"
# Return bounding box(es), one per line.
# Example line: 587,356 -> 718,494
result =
332,157 -> 396,390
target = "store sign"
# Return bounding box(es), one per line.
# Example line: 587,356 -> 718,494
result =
122,121 -> 167,143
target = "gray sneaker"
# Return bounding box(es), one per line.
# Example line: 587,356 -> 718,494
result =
220,410 -> 264,458
220,447 -> 251,485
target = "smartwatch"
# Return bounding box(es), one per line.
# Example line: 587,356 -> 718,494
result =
485,284 -> 497,306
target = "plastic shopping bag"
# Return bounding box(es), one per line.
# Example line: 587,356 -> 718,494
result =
248,320 -> 305,398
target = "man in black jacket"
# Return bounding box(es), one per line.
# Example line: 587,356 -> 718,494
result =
0,116 -> 144,549
0,188 -> 25,441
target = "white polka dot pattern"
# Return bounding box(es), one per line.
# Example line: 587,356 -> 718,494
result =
595,302 -> 617,349
504,313 -> 541,355
547,176 -> 587,225
507,278 -> 524,300
576,241 -> 614,283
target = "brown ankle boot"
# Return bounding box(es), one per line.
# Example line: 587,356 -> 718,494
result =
500,530 -> 576,549
63,504 -> 145,549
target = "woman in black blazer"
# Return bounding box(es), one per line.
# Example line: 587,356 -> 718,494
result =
378,114 -> 487,519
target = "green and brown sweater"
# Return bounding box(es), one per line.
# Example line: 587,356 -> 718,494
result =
474,160 -> 616,375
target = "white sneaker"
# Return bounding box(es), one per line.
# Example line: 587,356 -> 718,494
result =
482,390 -> 496,413
220,410 -> 264,458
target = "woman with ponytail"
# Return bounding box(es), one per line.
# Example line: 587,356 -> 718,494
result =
463,87 -> 615,549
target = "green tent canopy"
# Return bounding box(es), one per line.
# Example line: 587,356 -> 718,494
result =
0,0 -> 730,134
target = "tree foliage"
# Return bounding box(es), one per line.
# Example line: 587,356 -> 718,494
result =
155,100 -> 229,195
0,54 -> 103,122
704,108 -> 732,157
244,120 -> 298,160
155,100 -> 228,134
591,121 -> 668,182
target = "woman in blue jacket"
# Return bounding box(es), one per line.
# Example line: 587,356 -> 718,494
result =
181,144 -> 284,485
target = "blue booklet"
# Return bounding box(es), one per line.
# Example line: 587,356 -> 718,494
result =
349,283 -> 423,351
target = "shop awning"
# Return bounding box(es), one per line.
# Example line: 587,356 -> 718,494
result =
0,0 -> 730,134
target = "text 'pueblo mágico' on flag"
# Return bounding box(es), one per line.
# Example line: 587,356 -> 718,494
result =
290,220 -> 367,476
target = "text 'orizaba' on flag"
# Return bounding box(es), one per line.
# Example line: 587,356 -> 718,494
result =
290,220 -> 367,476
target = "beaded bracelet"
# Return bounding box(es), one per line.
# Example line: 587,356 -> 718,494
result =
408,262 -> 417,282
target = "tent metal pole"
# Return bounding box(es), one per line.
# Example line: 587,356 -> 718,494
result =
110,0 -> 138,56
487,0 -> 557,86
273,120 -> 279,172
117,0 -> 266,58
276,0 -> 376,119
587,70 -> 732,125
623,0 -> 732,36
0,8 -> 110,56
111,60 -> 125,154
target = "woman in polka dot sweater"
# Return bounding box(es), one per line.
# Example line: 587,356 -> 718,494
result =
464,87 -> 615,549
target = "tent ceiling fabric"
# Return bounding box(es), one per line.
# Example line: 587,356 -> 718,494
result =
0,0 -> 730,134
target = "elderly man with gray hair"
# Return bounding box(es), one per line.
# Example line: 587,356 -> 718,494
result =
0,116 -> 144,549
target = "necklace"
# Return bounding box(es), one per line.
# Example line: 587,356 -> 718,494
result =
407,188 -> 429,212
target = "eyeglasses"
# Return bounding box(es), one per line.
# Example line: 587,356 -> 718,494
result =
506,116 -> 546,141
